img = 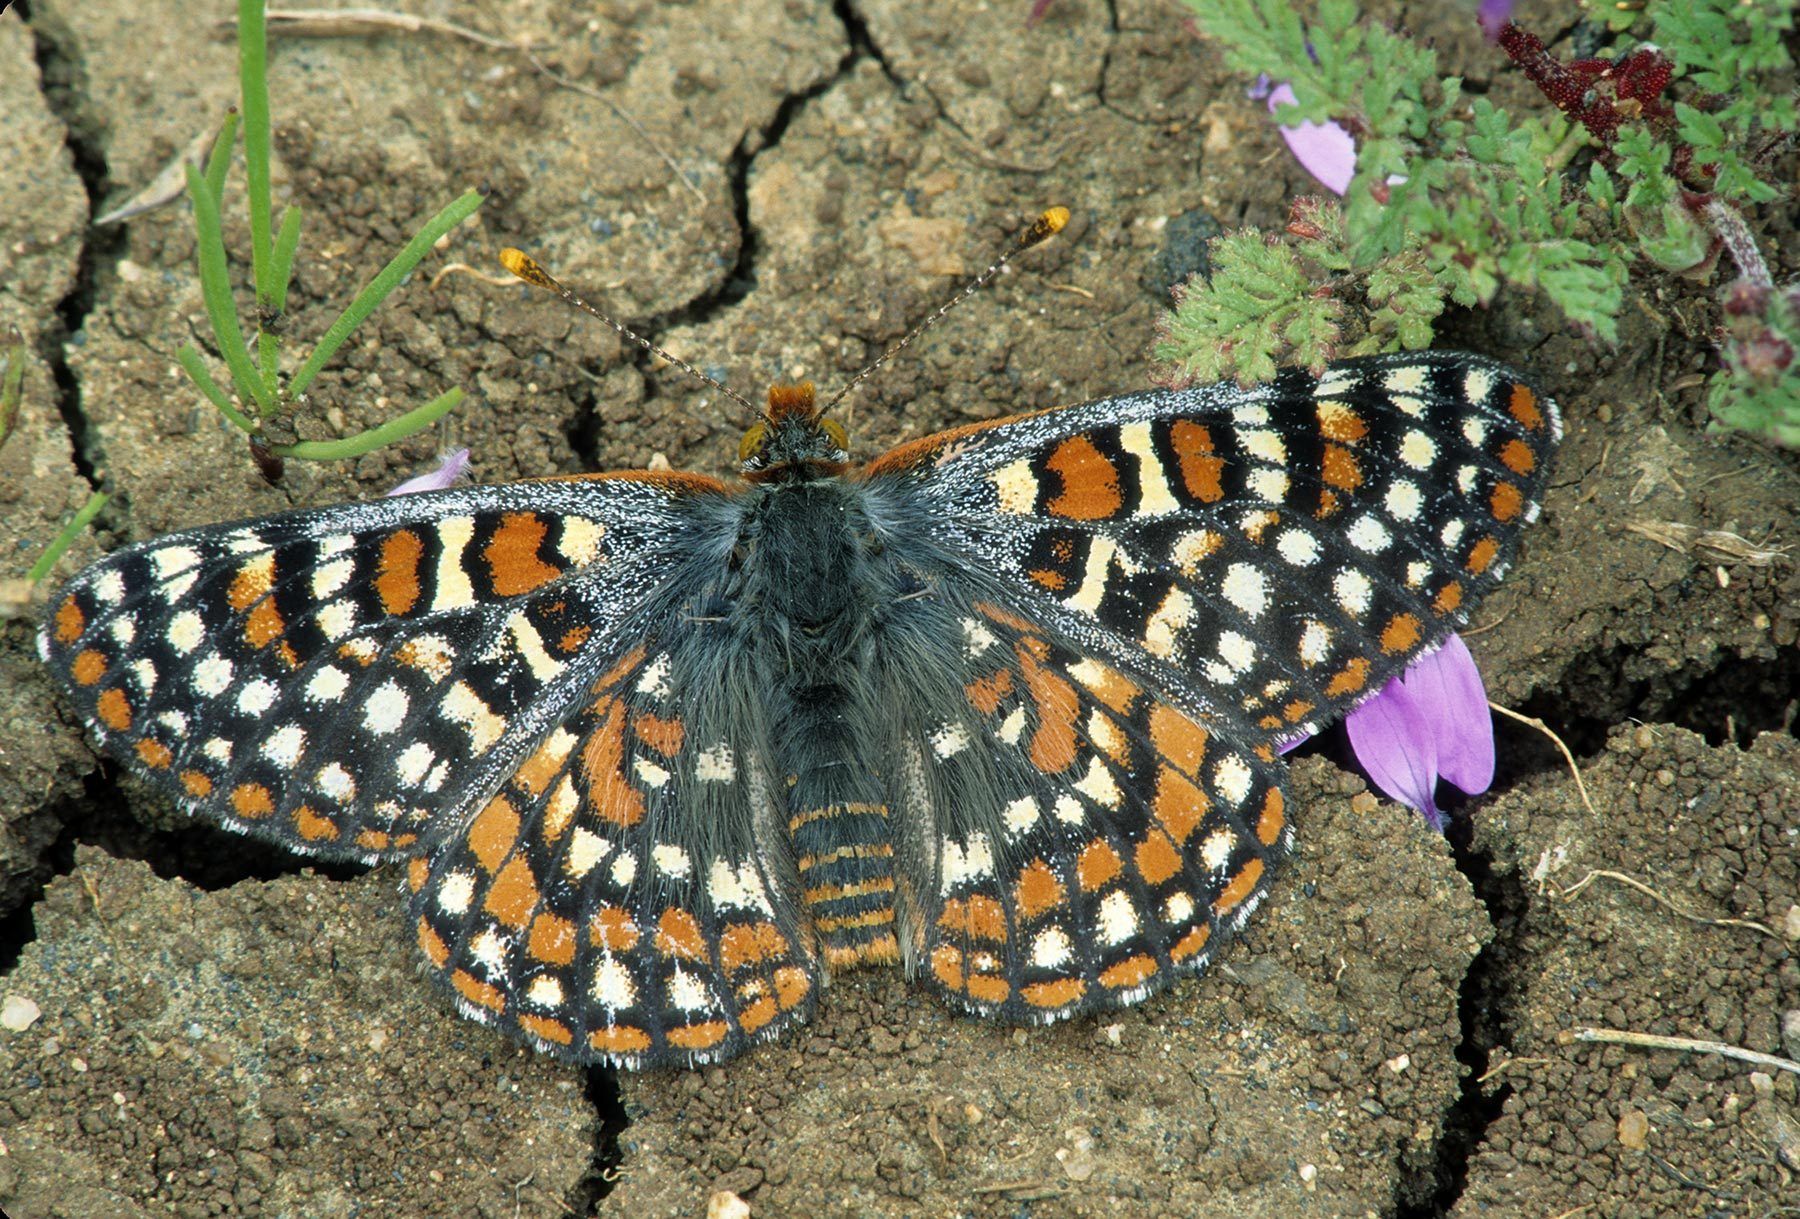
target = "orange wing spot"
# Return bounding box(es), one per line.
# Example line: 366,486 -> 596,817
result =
1027,568 -> 1068,592
1466,536 -> 1500,574
557,625 -> 592,654
965,668 -> 1015,715
719,921 -> 787,971
593,645 -> 650,695
965,973 -> 1011,1004
1316,488 -> 1341,519
135,739 -> 173,769
227,554 -> 274,611
1170,924 -> 1212,962
1255,788 -> 1286,846
930,944 -> 965,990
1433,581 -> 1464,614
590,905 -> 640,951
1014,859 -> 1065,919
1169,419 -> 1225,503
1098,954 -> 1158,991
180,770 -> 213,797
1070,660 -> 1140,714
1153,764 -> 1208,845
1147,702 -> 1209,778
513,739 -> 564,798
668,1020 -> 730,1051
452,969 -> 506,1013
1317,400 -> 1368,443
581,701 -> 645,827
1326,657 -> 1371,697
736,995 -> 779,1034
1044,435 -> 1124,521
632,711 -> 685,757
1321,442 -> 1363,492
467,794 -> 522,873
1508,382 -> 1545,430
54,596 -> 85,644
293,805 -> 339,842
96,687 -> 132,731
774,966 -> 810,1009
1258,713 -> 1283,732
1380,613 -> 1423,654
356,829 -> 392,852
528,913 -> 577,966
518,1014 -> 574,1047
1134,830 -> 1182,885
1282,699 -> 1315,723
71,648 -> 106,686
590,1026 -> 653,1055
1022,977 -> 1087,1008
1490,481 -> 1524,523
337,640 -> 378,666
485,512 -> 561,597
857,410 -> 1048,479
656,909 -> 708,960
393,832 -> 419,849
485,855 -> 541,930
417,917 -> 450,967
244,599 -> 286,650
1213,858 -> 1265,915
1076,839 -> 1123,892
1498,438 -> 1536,475
231,783 -> 274,818
938,894 -> 1007,942
1016,641 -> 1079,775
972,600 -> 1038,634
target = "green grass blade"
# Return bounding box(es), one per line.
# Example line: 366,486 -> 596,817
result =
287,188 -> 484,397
204,108 -> 240,202
0,339 -> 24,451
268,386 -> 464,460
177,343 -> 256,431
269,203 -> 303,311
237,0 -> 274,305
185,162 -> 272,415
27,491 -> 110,584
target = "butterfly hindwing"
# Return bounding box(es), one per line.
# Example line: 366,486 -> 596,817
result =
39,477 -> 728,861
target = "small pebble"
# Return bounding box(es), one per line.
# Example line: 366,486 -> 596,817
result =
1,995 -> 40,1032
1617,1108 -> 1650,1150
706,1191 -> 750,1219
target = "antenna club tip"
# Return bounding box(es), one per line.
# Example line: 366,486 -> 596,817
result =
1023,207 -> 1071,247
1042,206 -> 1071,232
498,247 -> 554,290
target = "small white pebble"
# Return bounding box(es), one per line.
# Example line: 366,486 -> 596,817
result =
1386,1053 -> 1411,1074
1299,1163 -> 1318,1191
706,1191 -> 750,1219
1,994 -> 41,1031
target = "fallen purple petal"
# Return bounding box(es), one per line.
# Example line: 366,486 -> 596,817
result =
386,447 -> 470,496
1266,83 -> 1357,196
1026,0 -> 1056,27
1477,0 -> 1514,42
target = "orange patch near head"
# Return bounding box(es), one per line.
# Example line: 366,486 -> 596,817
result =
656,909 -> 708,960
1014,859 -> 1064,919
513,739 -> 565,798
1027,568 -> 1068,592
96,687 -> 132,731
1508,382 -> 1544,430
632,711 -> 685,757
1076,839 -> 1122,892
1016,642 -> 1079,775
1255,788 -> 1286,846
1317,400 -> 1368,443
590,905 -> 640,951
1022,977 -> 1087,1009
1433,581 -> 1464,614
417,917 -> 450,967
519,1014 -> 573,1046
528,913 -> 577,965
452,970 -> 506,1013
467,794 -> 522,872
70,648 -> 107,686
1169,420 -> 1225,503
135,739 -> 173,769
1044,435 -> 1124,521
765,382 -> 816,419
485,855 -> 541,929
1134,831 -> 1182,885
1321,442 -> 1362,492
974,600 -> 1040,634
1490,481 -> 1524,523
1326,657 -> 1371,697
230,783 -> 274,819
1098,954 -> 1157,991
1071,660 -> 1140,713
376,529 -> 425,616
227,554 -> 274,611
293,806 -> 339,842
965,668 -> 1015,715
558,625 -> 592,653
180,770 -> 213,797
1147,703 -> 1208,778
1170,924 -> 1211,962
1213,858 -> 1265,914
1153,764 -> 1208,845
1498,438 -> 1536,475
54,596 -> 85,644
581,701 -> 646,827
1466,536 -> 1500,574
1380,613 -> 1423,654
485,512 -> 561,597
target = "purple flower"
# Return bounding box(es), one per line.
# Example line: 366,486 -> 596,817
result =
386,447 -> 470,496
1279,633 -> 1496,831
1477,0 -> 1514,43
1264,82 -> 1357,196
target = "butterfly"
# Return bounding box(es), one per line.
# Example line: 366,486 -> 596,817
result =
39,210 -> 1559,1069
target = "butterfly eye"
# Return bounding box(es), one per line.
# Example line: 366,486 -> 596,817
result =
820,418 -> 849,451
738,422 -> 768,464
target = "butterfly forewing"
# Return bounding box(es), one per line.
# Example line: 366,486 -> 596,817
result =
40,477 -> 728,861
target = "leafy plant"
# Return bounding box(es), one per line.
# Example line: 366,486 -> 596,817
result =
180,0 -> 484,472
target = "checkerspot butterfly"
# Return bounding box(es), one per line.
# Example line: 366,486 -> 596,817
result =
40,210 -> 1558,1068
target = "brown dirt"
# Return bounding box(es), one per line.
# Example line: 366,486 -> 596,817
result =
1,0 -> 1796,1216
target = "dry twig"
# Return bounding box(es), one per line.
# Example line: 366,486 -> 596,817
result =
1567,1027 -> 1800,1077
1558,868 -> 1780,939
1487,701 -> 1596,817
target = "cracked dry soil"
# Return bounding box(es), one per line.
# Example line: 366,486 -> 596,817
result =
1,1 -> 1796,1216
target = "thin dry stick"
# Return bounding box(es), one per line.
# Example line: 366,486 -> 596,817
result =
1559,868 -> 1779,939
1568,1027 -> 1800,1077
429,261 -> 520,290
1488,701 -> 1596,817
1475,1055 -> 1554,1084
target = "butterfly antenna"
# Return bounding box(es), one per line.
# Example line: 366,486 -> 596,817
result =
498,248 -> 760,417
821,206 -> 1069,422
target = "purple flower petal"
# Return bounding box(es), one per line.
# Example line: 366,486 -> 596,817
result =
1026,0 -> 1056,27
1477,0 -> 1514,42
1266,83 -> 1357,196
386,447 -> 470,496
1412,634 -> 1495,796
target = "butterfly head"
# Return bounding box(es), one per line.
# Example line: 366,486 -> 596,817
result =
739,383 -> 850,482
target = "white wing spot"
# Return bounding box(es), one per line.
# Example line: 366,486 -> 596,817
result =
1200,830 -> 1234,871
1214,755 -> 1253,807
1385,480 -> 1424,521
1334,570 -> 1373,616
990,458 -> 1039,514
315,600 -> 357,640
1299,620 -> 1332,666
565,828 -> 611,879
93,569 -> 127,604
1164,892 -> 1195,926
592,957 -> 638,1010
1221,563 -> 1268,619
363,681 -> 410,735
311,557 -> 354,600
695,743 -> 736,782
635,654 -> 672,699
633,757 -> 671,788
306,665 -> 349,703
1073,757 -> 1122,809
610,852 -> 638,888
1003,796 -> 1040,837
941,833 -> 996,887
1399,429 -> 1438,470
193,654 -> 234,697
396,742 -> 435,786
167,609 -> 205,655
1097,891 -> 1138,945
1347,516 -> 1392,553
527,976 -> 566,1010
236,678 -> 278,717
437,870 -> 475,914
666,967 -> 712,1014
1217,630 -> 1257,673
261,724 -> 306,768
1031,926 -> 1073,969
651,843 -> 692,879
930,721 -> 972,758
1247,467 -> 1289,504
1143,587 -> 1195,659
1276,529 -> 1318,567
1052,794 -> 1085,825
960,617 -> 998,658
316,762 -> 356,801
1441,518 -> 1466,547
